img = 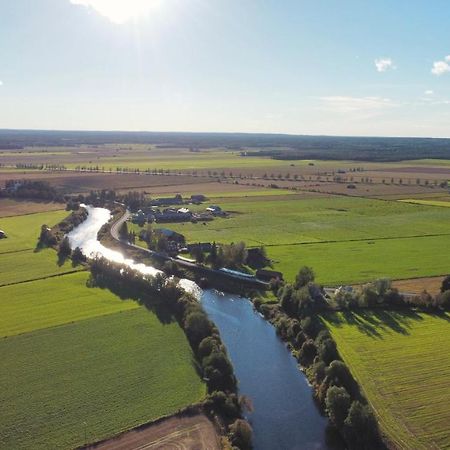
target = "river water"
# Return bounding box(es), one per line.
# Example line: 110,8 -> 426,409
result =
68,206 -> 333,450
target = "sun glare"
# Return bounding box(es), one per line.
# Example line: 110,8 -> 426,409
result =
71,0 -> 161,24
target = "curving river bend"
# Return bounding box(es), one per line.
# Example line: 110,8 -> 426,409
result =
68,206 -> 335,450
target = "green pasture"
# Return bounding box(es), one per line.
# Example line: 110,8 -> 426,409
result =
0,272 -> 139,337
0,209 -> 67,253
139,195 -> 450,283
0,307 -> 205,450
269,234 -> 450,285
162,196 -> 450,246
0,248 -> 82,286
323,311 -> 450,450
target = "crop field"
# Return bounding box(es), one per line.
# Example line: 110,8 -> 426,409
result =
0,198 -> 65,217
0,272 -> 139,337
322,311 -> 450,450
0,308 -> 205,450
151,194 -> 450,284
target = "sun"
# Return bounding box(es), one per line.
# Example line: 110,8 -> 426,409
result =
71,0 -> 161,24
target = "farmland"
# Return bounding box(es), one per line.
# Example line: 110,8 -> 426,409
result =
322,311 -> 450,450
0,308 -> 205,450
148,194 -> 450,284
0,272 -> 139,337
0,201 -> 206,450
0,209 -> 68,253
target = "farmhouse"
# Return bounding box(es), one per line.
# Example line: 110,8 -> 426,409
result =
150,195 -> 183,207
190,194 -> 206,203
157,228 -> 185,244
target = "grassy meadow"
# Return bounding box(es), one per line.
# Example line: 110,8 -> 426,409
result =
0,272 -> 139,337
0,209 -> 68,253
322,311 -> 450,450
0,308 -> 205,450
145,194 -> 450,284
0,248 -> 82,286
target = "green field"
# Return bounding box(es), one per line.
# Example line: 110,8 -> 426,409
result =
323,311 -> 450,450
399,199 -> 450,208
268,235 -> 450,285
0,206 -> 206,449
0,248 -> 82,286
0,272 -> 139,337
0,209 -> 67,253
145,195 -> 450,284
0,308 -> 205,450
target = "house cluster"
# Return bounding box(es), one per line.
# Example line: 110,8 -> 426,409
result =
130,195 -> 227,225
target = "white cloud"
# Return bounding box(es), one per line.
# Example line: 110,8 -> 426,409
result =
431,56 -> 450,76
374,58 -> 395,72
319,96 -> 397,114
0,80 -> 3,86
424,90 -> 434,95
70,0 -> 160,24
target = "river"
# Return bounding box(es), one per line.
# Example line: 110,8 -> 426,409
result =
68,206 -> 334,450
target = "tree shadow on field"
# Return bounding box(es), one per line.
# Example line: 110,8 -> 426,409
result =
330,308 -> 428,338
86,277 -> 175,325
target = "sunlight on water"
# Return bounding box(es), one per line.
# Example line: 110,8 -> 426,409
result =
67,205 -> 202,298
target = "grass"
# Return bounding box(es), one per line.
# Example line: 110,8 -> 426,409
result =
0,307 -> 206,450
0,248 -> 83,286
268,234 -> 450,285
0,272 -> 140,337
399,199 -> 450,208
322,310 -> 450,450
139,195 -> 450,283
0,209 -> 67,253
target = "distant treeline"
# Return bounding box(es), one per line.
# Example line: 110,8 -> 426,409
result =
1,130 -> 449,161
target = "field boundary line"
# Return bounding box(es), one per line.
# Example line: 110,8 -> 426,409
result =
0,247 -> 34,255
251,232 -> 450,249
0,269 -> 86,288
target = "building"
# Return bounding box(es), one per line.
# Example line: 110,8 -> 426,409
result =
156,228 -> 185,244
149,195 -> 183,207
206,205 -> 222,213
256,269 -> 283,282
190,194 -> 206,203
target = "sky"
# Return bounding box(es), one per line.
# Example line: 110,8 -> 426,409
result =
0,0 -> 449,137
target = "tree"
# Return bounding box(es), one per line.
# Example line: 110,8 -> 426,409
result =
326,360 -> 353,391
72,247 -> 86,266
325,385 -> 351,428
191,245 -> 205,264
344,401 -> 380,449
58,236 -> 72,259
295,266 -> 315,288
118,221 -> 129,241
441,275 -> 450,293
229,419 -> 253,450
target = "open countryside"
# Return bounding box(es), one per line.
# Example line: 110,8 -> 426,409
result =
2,0 -> 450,448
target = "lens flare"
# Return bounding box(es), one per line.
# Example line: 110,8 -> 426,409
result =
71,0 -> 161,24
